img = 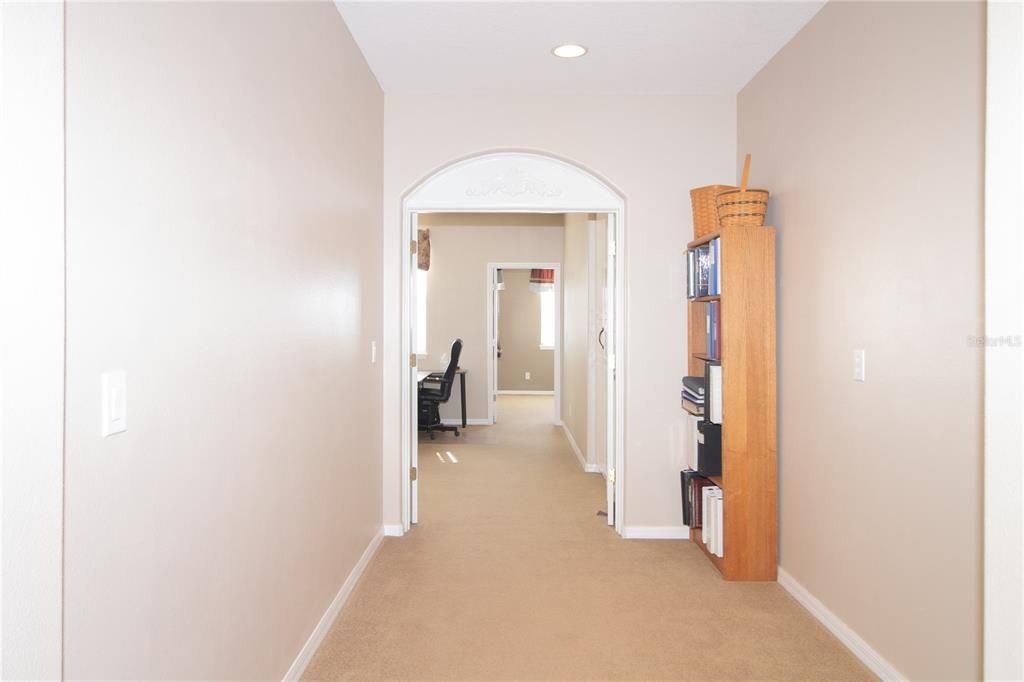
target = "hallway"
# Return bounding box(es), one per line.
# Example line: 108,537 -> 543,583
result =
305,396 -> 870,680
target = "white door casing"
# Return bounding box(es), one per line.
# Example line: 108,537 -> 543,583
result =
604,214 -> 619,524
491,268 -> 500,423
409,213 -> 420,525
984,2 -> 1024,678
398,150 -> 626,534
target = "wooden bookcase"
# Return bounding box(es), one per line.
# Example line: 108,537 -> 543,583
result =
686,225 -> 777,581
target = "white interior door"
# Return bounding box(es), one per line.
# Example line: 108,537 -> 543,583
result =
490,268 -> 501,424
601,215 -> 616,526
589,217 -> 610,502
410,213 -> 420,525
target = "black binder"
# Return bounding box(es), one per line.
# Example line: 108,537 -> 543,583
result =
697,421 -> 722,477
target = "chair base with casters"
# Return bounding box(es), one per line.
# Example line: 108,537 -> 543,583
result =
417,399 -> 460,440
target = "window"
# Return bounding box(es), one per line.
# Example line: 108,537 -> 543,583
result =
539,288 -> 555,349
415,267 -> 428,355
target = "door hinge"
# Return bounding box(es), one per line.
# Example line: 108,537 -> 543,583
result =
609,240 -> 617,257
608,468 -> 616,484
609,354 -> 616,371
410,353 -> 417,367
410,239 -> 418,255
410,466 -> 418,481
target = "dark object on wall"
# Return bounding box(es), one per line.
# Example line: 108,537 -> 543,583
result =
417,228 -> 430,270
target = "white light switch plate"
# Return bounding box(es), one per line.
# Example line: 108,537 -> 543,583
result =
853,350 -> 866,382
101,370 -> 127,437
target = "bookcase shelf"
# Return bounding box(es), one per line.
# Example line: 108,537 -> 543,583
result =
685,224 -> 777,582
687,231 -> 722,249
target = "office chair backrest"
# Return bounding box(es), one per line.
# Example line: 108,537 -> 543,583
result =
437,338 -> 463,401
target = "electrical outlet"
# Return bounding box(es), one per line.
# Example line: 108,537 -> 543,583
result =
853,349 -> 866,382
525,371 -> 531,381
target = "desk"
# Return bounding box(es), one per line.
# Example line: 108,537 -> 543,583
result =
417,369 -> 467,428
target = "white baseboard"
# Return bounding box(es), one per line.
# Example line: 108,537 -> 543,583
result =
382,524 -> 404,537
283,527 -> 385,681
584,463 -> 604,474
497,390 -> 555,395
439,418 -> 491,426
560,424 -> 588,471
621,526 -> 690,540
777,567 -> 906,681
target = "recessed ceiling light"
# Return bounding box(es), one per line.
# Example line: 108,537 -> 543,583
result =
552,44 -> 587,59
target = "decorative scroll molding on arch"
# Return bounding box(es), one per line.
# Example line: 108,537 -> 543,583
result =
404,150 -> 625,213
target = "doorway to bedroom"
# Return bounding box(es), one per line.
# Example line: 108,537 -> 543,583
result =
489,265 -> 560,425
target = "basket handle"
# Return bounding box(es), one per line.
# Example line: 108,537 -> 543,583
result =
740,153 -> 752,192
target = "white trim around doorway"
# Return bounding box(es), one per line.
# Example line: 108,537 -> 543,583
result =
396,150 -> 627,536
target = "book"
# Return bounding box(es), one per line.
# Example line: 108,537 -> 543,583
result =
690,476 -> 716,530
707,363 -> 722,424
710,490 -> 719,555
700,485 -> 724,556
687,250 -> 695,299
701,485 -> 711,545
682,376 -> 705,396
681,387 -> 704,403
705,301 -> 720,360
711,237 -> 722,295
681,469 -> 700,526
681,398 -> 704,416
692,244 -> 712,297
714,488 -> 724,557
709,238 -> 718,296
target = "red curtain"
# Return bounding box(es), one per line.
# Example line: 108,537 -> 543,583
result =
529,268 -> 555,293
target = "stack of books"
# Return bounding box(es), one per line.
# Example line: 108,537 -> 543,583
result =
680,472 -> 724,557
680,375 -> 705,415
686,237 -> 722,299
702,485 -> 724,557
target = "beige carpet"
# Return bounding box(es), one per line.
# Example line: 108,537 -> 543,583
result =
305,396 -> 872,681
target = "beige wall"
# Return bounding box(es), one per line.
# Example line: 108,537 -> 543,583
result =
738,2 -> 984,678
498,269 -> 554,392
62,3 -> 383,678
0,3 -> 65,676
419,214 -> 563,422
383,95 -> 736,529
561,214 -> 590,457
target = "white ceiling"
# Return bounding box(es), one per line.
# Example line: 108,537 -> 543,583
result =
334,1 -> 826,96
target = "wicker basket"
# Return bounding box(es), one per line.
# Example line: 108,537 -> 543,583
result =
716,188 -> 769,227
715,154 -> 769,227
690,184 -> 735,237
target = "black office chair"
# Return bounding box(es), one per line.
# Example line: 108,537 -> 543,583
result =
418,338 -> 463,440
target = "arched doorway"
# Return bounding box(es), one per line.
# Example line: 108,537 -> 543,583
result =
396,150 -> 626,535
